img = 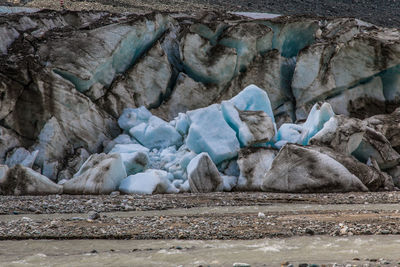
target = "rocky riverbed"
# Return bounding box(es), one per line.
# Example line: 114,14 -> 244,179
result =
1,192 -> 400,240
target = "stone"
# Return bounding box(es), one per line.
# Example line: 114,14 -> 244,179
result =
237,147 -> 277,191
261,144 -> 368,193
0,164 -> 63,195
88,211 -> 100,220
63,153 -> 127,194
187,153 -> 223,193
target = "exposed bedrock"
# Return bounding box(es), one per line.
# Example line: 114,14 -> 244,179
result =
1,10 -> 400,193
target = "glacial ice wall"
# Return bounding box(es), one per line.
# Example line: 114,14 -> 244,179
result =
1,10 -> 400,194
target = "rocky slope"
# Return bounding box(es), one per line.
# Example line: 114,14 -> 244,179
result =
1,9 -> 400,194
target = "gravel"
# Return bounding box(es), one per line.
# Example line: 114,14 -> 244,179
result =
9,0 -> 400,28
1,192 -> 400,215
0,192 -> 400,240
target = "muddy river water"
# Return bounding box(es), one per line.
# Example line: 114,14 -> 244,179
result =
1,235 -> 400,266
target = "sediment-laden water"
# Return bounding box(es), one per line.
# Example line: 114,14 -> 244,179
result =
1,235 -> 400,266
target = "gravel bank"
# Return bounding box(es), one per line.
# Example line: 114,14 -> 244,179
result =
0,192 -> 400,240
13,0 -> 400,28
1,192 -> 400,215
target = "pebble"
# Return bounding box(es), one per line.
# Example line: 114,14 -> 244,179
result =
110,191 -> 120,197
258,212 -> 265,218
233,263 -> 251,267
88,211 -> 100,220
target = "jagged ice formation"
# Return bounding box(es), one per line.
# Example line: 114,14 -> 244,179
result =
1,9 -> 400,194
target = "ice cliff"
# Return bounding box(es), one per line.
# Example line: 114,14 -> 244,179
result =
1,9 -> 400,194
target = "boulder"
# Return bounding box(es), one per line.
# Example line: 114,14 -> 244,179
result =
237,147 -> 277,191
63,153 -> 127,194
0,164 -> 63,195
261,144 -> 368,193
187,152 -> 223,193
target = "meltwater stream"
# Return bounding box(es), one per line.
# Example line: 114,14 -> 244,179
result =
1,235 -> 400,266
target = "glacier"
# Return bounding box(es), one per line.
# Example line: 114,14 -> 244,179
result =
1,10 -> 400,195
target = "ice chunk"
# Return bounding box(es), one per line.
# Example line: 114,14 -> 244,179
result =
119,169 -> 174,194
221,175 -> 238,191
173,113 -> 190,136
103,134 -> 137,153
0,165 -> 63,195
42,160 -> 58,181
237,147 -> 276,191
110,143 -> 149,154
222,101 -> 275,147
187,152 -> 223,193
0,165 -> 8,183
159,145 -> 197,180
129,116 -> 183,149
276,123 -> 305,145
120,151 -> 149,176
218,159 -> 240,177
229,84 -> 275,123
186,104 -> 240,164
276,102 -> 334,146
302,102 -> 335,145
180,180 -> 190,193
63,153 -> 127,194
118,106 -> 152,132
5,148 -> 38,168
